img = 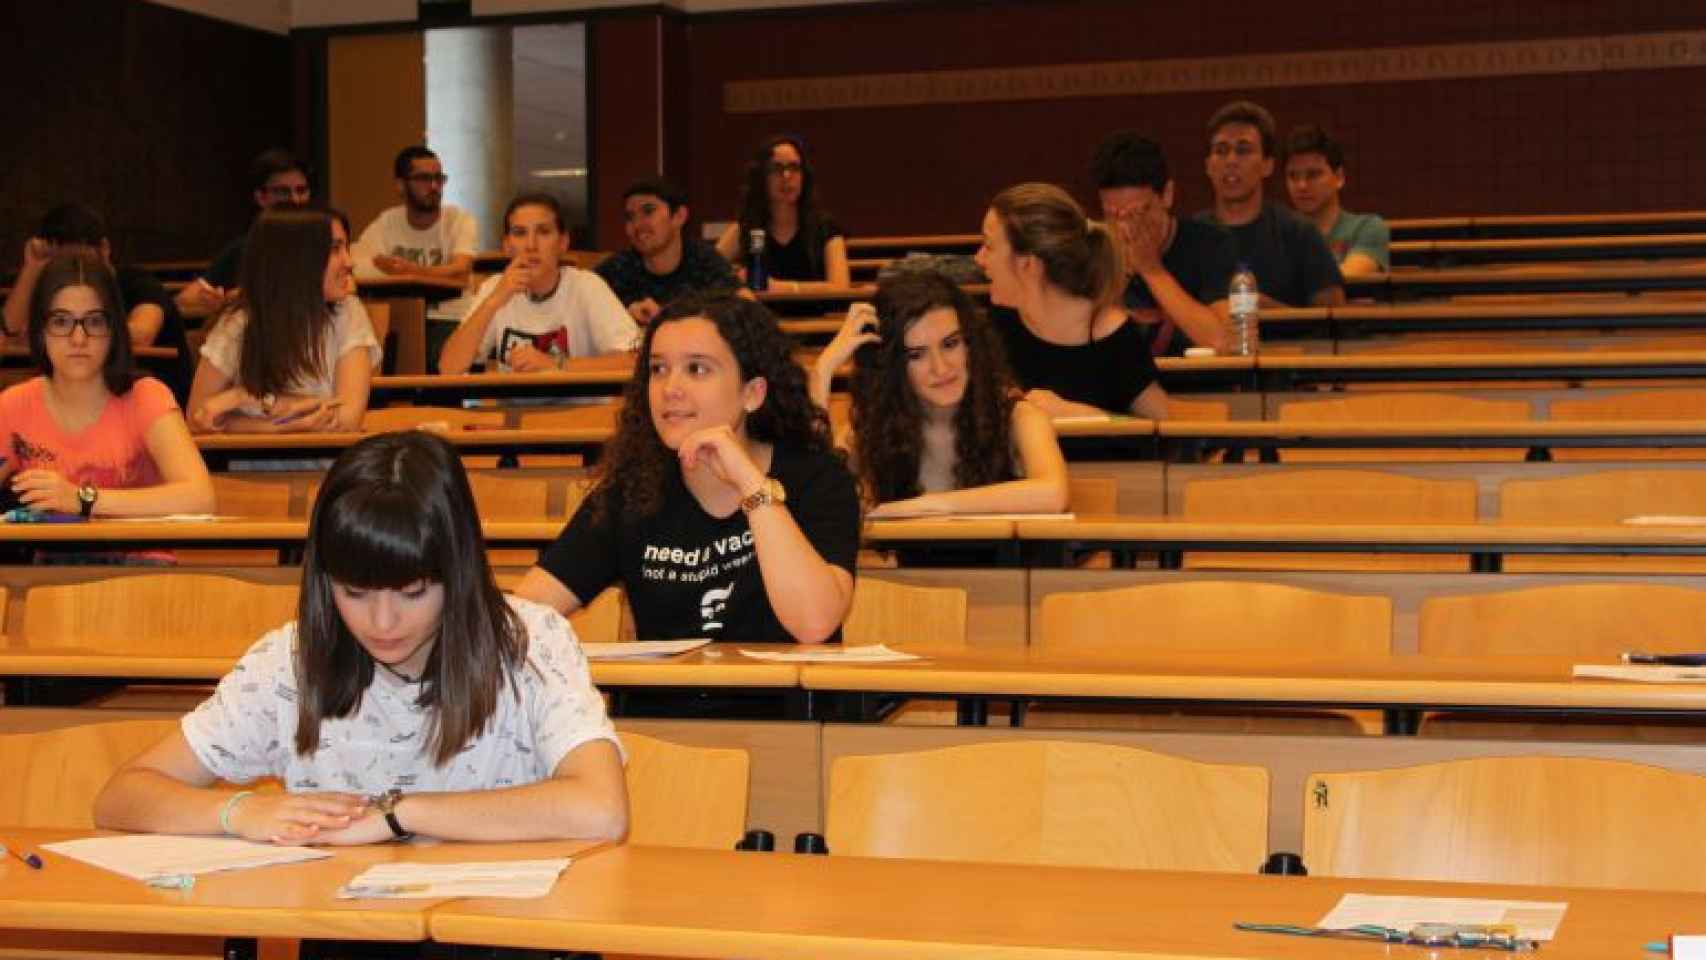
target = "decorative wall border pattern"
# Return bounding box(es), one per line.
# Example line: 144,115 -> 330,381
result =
724,30 -> 1706,114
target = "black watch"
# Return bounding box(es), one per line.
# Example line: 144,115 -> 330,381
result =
77,483 -> 98,519
369,788 -> 414,841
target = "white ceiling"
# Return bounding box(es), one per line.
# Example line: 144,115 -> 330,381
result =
147,0 -> 883,33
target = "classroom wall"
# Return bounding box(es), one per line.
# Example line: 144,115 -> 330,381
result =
0,1 -> 294,269
680,0 -> 1706,236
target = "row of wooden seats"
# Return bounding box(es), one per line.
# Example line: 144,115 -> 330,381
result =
10,718 -> 1705,893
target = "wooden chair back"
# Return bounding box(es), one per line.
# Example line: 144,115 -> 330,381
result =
1548,387 -> 1706,461
1419,583 -> 1706,657
569,586 -> 629,644
181,475 -> 297,566
22,575 -> 298,656
516,403 -> 623,431
1549,387 -> 1706,420
621,731 -> 749,849
1304,756 -> 1706,890
1499,468 -> 1706,572
1165,397 -> 1231,421
365,301 -> 391,369
0,720 -> 178,827
1067,476 -> 1117,514
362,406 -> 506,431
1275,391 -> 1530,463
1040,581 -> 1390,654
308,472 -> 557,521
841,578 -> 967,649
1181,469 -> 1478,571
1344,337 -> 1557,356
826,740 -> 1267,872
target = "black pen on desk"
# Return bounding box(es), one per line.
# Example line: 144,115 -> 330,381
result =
1623,651 -> 1706,666
0,841 -> 44,869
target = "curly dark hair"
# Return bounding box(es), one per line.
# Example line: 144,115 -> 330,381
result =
589,292 -> 834,522
851,271 -> 1017,503
736,134 -> 831,277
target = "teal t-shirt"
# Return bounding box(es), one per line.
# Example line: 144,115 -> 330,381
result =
1327,210 -> 1390,271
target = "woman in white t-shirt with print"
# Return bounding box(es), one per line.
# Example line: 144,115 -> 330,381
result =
95,430 -> 627,845
187,208 -> 379,434
438,193 -> 637,375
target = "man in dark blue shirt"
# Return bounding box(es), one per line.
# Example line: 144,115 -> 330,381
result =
1093,131 -> 1237,356
1195,100 -> 1345,307
594,178 -> 741,325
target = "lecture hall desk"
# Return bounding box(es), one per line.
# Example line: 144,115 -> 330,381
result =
0,827 -> 597,959
800,647 -> 1706,733
431,843 -> 1705,959
1015,516 -> 1706,571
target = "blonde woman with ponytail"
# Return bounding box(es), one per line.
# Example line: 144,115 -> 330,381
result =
975,183 -> 1168,419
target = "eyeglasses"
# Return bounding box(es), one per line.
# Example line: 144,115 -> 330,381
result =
44,311 -> 114,338
406,173 -> 449,186
767,162 -> 803,177
262,184 -> 312,202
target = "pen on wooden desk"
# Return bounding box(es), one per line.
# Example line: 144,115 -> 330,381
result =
0,841 -> 44,869
1623,651 -> 1706,666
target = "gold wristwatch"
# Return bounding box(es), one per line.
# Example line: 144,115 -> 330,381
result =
739,478 -> 786,514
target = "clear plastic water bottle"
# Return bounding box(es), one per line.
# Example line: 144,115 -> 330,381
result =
1229,262 -> 1259,356
747,229 -> 769,292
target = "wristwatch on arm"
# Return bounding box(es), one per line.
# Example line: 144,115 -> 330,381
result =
77,483 -> 98,519
739,478 -> 787,514
368,788 -> 414,841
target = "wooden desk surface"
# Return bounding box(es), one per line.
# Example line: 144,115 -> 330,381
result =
197,426 -> 615,454
1159,417 -> 1706,441
864,518 -> 1016,542
799,648 -> 1706,710
845,233 -> 981,251
355,276 -> 467,296
0,643 -> 803,689
1261,348 -> 1706,371
430,843 -> 1698,959
0,828 -> 598,942
1016,516 -> 1706,550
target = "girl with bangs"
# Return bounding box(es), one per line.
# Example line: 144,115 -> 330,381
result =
97,431 -> 627,845
810,271 -> 1069,518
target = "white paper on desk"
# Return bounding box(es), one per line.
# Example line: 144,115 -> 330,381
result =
1319,894 -> 1567,941
1573,664 -> 1706,683
1623,515 -> 1706,525
42,835 -> 330,881
581,638 -> 711,660
338,858 -> 571,899
739,643 -> 921,664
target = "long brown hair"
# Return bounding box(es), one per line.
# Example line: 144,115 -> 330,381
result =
294,431 -> 524,767
589,293 -> 834,523
224,207 -> 341,396
736,134 -> 831,277
990,182 -> 1123,312
851,272 -> 1016,503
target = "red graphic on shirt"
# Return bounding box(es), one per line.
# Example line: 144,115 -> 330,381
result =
497,327 -> 569,362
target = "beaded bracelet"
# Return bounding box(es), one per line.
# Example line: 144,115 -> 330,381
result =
219,790 -> 255,836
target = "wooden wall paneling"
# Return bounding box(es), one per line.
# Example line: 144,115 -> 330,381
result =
327,31 -> 426,241
589,13 -> 667,249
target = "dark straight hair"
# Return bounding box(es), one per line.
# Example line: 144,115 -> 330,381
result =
294,431 -> 524,766
226,207 -> 341,397
29,251 -> 138,394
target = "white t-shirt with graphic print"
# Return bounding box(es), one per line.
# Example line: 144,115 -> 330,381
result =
353,204 -> 480,320
182,595 -> 618,794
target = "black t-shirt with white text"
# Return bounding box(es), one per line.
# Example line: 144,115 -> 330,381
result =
539,445 -> 860,642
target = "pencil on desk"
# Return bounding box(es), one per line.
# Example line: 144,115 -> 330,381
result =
0,841 -> 44,869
